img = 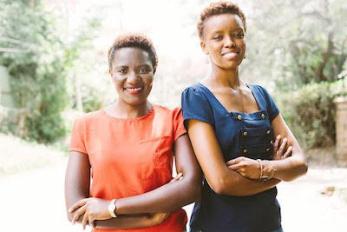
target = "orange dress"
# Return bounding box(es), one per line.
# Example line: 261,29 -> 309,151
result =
70,105 -> 187,232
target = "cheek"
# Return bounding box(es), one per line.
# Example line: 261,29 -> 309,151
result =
112,79 -> 124,92
239,41 -> 246,53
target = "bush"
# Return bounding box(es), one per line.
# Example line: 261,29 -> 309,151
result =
0,0 -> 68,143
276,80 -> 347,149
81,85 -> 103,113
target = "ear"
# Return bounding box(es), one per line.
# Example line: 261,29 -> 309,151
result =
200,40 -> 209,55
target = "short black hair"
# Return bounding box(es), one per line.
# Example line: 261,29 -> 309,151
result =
197,1 -> 247,39
108,33 -> 158,73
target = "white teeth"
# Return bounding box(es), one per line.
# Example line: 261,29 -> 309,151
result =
126,87 -> 142,93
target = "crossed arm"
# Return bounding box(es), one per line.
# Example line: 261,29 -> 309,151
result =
186,113 -> 307,197
64,134 -> 201,229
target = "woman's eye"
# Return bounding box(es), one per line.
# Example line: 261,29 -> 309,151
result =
139,67 -> 151,74
117,68 -> 127,74
213,35 -> 223,40
235,32 -> 244,39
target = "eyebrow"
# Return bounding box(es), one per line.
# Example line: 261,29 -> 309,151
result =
211,27 -> 244,34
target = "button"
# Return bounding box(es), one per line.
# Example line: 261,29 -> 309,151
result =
266,130 -> 271,134
237,115 -> 242,120
243,131 -> 248,136
261,113 -> 266,119
270,140 -> 274,144
243,149 -> 247,153
266,148 -> 271,152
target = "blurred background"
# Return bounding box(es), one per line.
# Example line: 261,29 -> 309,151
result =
0,0 -> 347,231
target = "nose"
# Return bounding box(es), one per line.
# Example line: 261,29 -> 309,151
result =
126,71 -> 139,83
224,35 -> 236,48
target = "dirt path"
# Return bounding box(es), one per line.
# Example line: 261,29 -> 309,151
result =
1,161 -> 346,232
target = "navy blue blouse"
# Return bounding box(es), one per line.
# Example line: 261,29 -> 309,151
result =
181,83 -> 281,232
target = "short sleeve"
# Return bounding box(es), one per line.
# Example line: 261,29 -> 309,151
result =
181,86 -> 214,127
172,108 -> 187,141
257,85 -> 280,121
69,118 -> 87,154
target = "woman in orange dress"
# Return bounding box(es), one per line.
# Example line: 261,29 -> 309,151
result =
65,34 -> 201,232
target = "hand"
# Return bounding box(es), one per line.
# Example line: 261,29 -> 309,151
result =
69,197 -> 112,229
170,172 -> 183,183
273,135 -> 292,160
226,156 -> 260,180
147,212 -> 170,226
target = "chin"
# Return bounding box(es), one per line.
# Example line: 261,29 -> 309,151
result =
124,98 -> 148,107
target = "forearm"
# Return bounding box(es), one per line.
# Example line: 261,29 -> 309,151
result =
116,176 -> 200,215
218,168 -> 280,196
94,214 -> 159,229
264,155 -> 308,181
65,152 -> 91,222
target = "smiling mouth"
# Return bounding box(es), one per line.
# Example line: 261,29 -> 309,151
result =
222,51 -> 239,57
124,87 -> 143,94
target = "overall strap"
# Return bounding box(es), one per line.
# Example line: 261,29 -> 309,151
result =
249,84 -> 268,112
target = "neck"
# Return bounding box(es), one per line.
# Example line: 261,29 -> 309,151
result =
207,65 -> 241,89
112,100 -> 151,119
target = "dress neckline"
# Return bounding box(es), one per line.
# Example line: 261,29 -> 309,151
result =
102,105 -> 154,122
197,82 -> 264,116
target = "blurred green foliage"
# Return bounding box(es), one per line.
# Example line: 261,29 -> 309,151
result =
276,80 -> 347,149
81,85 -> 103,113
0,0 -> 68,143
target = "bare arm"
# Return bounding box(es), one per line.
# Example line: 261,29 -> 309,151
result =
227,114 -> 308,182
265,114 -> 308,181
114,134 -> 202,214
187,119 -> 280,196
65,151 -> 166,229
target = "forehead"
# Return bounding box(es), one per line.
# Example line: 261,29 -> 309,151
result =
112,47 -> 151,66
203,13 -> 244,34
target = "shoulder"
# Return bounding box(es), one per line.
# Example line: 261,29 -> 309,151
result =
182,83 -> 210,104
152,105 -> 182,119
73,110 -> 104,125
249,83 -> 267,92
182,83 -> 206,95
249,84 -> 273,97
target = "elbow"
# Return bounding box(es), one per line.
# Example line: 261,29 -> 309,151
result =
295,156 -> 308,178
283,157 -> 309,182
298,158 -> 308,176
191,185 -> 202,202
209,176 -> 228,195
185,176 -> 202,203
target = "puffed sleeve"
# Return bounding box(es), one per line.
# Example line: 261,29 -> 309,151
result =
258,85 -> 280,121
172,108 -> 187,141
69,117 -> 87,154
181,86 -> 214,127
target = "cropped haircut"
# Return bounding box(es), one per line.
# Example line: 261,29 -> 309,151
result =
108,33 -> 158,73
197,1 -> 247,39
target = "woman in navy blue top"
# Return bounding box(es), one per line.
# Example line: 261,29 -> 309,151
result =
181,2 -> 308,232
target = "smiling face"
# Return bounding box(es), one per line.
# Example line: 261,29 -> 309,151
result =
200,13 -> 246,71
110,47 -> 154,107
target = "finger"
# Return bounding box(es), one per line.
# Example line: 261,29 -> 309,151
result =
81,211 -> 89,230
170,173 -> 183,183
71,205 -> 87,224
277,137 -> 287,155
89,216 -> 95,228
69,198 -> 88,213
227,163 -> 244,170
226,157 -> 243,166
283,146 -> 293,158
273,135 -> 281,151
175,172 -> 183,180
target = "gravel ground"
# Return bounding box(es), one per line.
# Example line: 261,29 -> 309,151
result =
0,161 -> 346,232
